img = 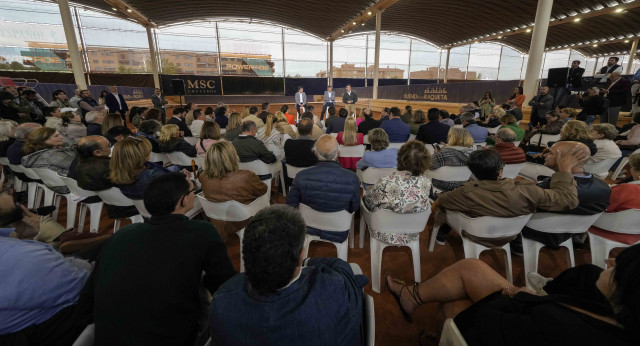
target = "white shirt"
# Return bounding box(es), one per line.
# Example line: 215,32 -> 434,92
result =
595,65 -> 623,83
112,92 -> 122,109
190,119 -> 204,137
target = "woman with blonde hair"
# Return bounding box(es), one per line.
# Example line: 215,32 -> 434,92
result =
560,120 -> 597,155
240,105 -> 251,119
430,127 -> 475,192
409,110 -> 426,135
336,116 -> 364,170
259,114 -> 284,160
102,113 -> 124,136
198,141 -> 267,241
0,119 -> 17,155
110,136 -> 181,199
560,107 -> 578,123
196,121 -> 221,156
357,108 -> 369,127
225,112 -> 243,141
158,124 -> 196,157
275,112 -> 297,138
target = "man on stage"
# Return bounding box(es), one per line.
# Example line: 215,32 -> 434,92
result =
295,86 -> 307,119
321,86 -> 335,120
342,84 -> 357,117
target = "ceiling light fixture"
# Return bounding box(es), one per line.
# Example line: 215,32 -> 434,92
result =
341,29 -> 345,33
615,8 -> 624,13
498,35 -> 503,39
126,8 -> 132,12
111,7 -> 117,11
526,28 -> 532,33
593,44 -> 598,47
353,22 -> 357,25
625,39 -> 630,43
368,11 -> 372,15
574,18 -> 581,22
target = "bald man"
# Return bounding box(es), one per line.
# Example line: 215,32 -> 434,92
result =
434,143 -> 589,246
286,135 -> 360,243
520,141 -> 611,249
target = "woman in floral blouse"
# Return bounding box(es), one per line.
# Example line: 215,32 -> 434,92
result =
364,140 -> 432,245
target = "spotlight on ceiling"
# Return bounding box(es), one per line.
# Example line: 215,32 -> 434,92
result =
111,7 -> 117,11
593,44 -> 598,47
625,40 -> 630,43
341,29 -> 345,33
615,8 -> 624,13
574,18 -> 581,22
368,11 -> 372,15
526,28 -> 532,33
126,8 -> 132,12
353,22 -> 357,25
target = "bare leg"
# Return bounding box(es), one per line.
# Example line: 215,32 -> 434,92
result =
388,259 -> 511,316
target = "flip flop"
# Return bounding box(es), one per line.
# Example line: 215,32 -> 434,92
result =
386,275 -> 414,323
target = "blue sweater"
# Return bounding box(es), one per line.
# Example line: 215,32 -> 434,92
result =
356,148 -> 398,170
380,118 -> 410,142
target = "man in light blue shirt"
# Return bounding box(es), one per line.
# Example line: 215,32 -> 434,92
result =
380,107 -> 410,143
460,113 -> 488,143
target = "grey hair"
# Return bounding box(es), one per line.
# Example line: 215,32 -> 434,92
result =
460,113 -> 476,124
312,137 -> 339,161
14,123 -> 41,140
85,111 -> 101,124
0,120 -> 18,141
496,128 -> 517,143
591,123 -> 619,140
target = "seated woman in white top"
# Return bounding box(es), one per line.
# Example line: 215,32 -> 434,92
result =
259,114 -> 284,160
189,109 -> 205,137
588,123 -> 622,165
196,121 -> 222,156
364,140 -> 432,244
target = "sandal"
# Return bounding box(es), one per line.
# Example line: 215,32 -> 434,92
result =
386,275 -> 424,324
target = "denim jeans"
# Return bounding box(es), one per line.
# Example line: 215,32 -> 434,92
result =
584,115 -> 596,127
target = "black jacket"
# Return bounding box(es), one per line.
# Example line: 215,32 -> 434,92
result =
604,78 -> 631,107
567,67 -> 585,88
357,117 -> 380,135
578,95 -> 605,118
508,108 -> 523,121
69,156 -> 114,191
284,137 -> 317,167
158,138 -> 197,157
168,116 -> 193,137
342,91 -> 358,104
416,121 -> 450,144
231,136 -> 276,164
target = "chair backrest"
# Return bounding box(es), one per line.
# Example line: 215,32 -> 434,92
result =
285,163 -> 309,179
592,209 -> 640,234
360,167 -> 396,185
32,168 -> 65,187
96,187 -> 135,207
8,164 -> 25,174
487,125 -> 502,135
363,134 -> 369,144
149,152 -> 167,164
57,174 -> 98,198
220,128 -> 227,138
239,160 -> 274,176
132,199 -> 151,218
409,134 -> 416,141
165,151 -> 196,167
387,142 -> 404,149
364,204 -> 430,234
453,124 -> 463,129
447,210 -> 532,238
439,318 -> 468,346
338,144 -> 365,158
183,136 -> 198,145
426,166 -> 472,181
0,157 -> 9,165
196,188 -> 270,222
584,157 -> 619,179
501,163 -> 524,179
330,132 -> 338,137
529,133 -> 561,147
281,133 -> 293,147
194,156 -> 205,171
21,167 -> 41,180
299,203 -> 353,232
525,212 -> 604,234
425,143 -> 436,155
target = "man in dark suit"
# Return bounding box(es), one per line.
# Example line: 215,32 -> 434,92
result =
326,108 -> 347,134
556,60 -> 586,108
151,88 -> 168,124
104,86 -> 129,121
342,84 -> 357,117
600,72 -> 631,126
168,107 -> 192,137
416,108 -> 450,144
357,110 -> 380,135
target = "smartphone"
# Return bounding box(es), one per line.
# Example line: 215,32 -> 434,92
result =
30,205 -> 57,216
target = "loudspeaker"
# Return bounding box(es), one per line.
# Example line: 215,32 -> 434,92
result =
171,79 -> 186,95
547,67 -> 569,87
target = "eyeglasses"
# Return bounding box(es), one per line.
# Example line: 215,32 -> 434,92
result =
184,186 -> 197,197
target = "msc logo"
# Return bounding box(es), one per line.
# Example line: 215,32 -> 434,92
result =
187,80 -> 217,89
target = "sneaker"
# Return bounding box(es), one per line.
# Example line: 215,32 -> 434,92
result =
435,234 -> 446,246
527,272 -> 552,296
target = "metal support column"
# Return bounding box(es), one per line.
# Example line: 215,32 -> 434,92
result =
592,57 -> 600,76
626,38 -> 639,74
373,10 -> 382,100
522,0 -> 554,106
365,35 -> 369,87
443,48 -> 451,83
496,45 -> 504,80
57,0 -> 86,89
464,44 -> 471,80
72,7 -> 91,85
407,38 -> 412,85
146,26 -> 160,89
215,22 -> 224,95
329,40 -> 334,87
282,28 -> 286,95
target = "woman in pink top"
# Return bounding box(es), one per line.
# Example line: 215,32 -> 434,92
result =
196,121 -> 222,156
356,108 -> 370,126
336,116 -> 364,170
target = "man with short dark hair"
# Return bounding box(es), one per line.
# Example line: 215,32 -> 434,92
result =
379,107 -> 390,122
284,118 -> 318,168
295,86 -> 307,117
151,88 -> 168,124
460,113 -> 488,143
77,89 -> 105,119
507,101 -> 523,122
321,85 -> 335,120
439,109 -> 454,127
210,205 -> 367,345
137,120 -> 162,152
416,107 -> 449,144
342,84 -> 357,116
105,85 -> 129,121
299,111 -> 324,139
326,107 -> 347,134
214,106 -> 228,129
528,86 -> 554,128
323,106 -> 338,132
168,107 -> 192,137
84,173 -> 236,345
493,128 -> 525,164
243,105 -> 265,127
259,102 -> 270,119
357,108 -> 380,135
105,126 -> 132,144
556,60 -> 585,108
232,121 -> 276,164
594,57 -> 623,84
21,89 -> 44,121
380,106 -> 410,143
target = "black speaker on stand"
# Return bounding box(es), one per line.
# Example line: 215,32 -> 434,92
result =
547,67 -> 569,108
171,79 -> 186,107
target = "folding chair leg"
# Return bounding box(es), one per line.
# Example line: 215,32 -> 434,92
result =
408,240 -> 422,283
370,238 -> 382,293
88,203 -> 104,233
359,214 -> 367,248
65,198 -> 78,230
78,205 -> 88,233
503,244 -> 514,284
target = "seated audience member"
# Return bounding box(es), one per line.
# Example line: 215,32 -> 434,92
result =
225,112 -> 243,142
105,126 -> 132,144
386,245 -> 640,345
337,116 -> 364,170
0,203 -> 91,345
615,112 -> 640,156
522,110 -> 564,145
379,107 -> 390,122
299,111 -> 324,140
275,112 -> 297,138
0,120 -> 17,156
85,110 -> 105,136
364,141 -> 431,244
286,135 -> 360,243
196,121 -> 221,156
577,87 -> 604,126
215,106 -> 229,129
198,141 -> 268,241
519,141 -> 610,251
430,128 -> 476,193
189,109 -> 204,137
380,107 -> 411,143
158,124 -> 197,157
416,108 -> 450,144
460,112 -> 488,143
243,106 -> 265,128
434,144 -> 586,245
506,101 -> 524,122
357,107 -> 380,135
356,128 -> 398,171
110,137 -> 180,199
43,106 -> 61,128
0,91 -> 25,122
439,109 -> 454,127
21,127 -> 76,181
58,111 -> 86,145
355,108 -> 367,127
211,205 -> 367,345
84,172 -> 236,346
7,123 -> 40,165
401,105 -> 413,124
588,123 -> 622,166
168,107 -> 193,137
143,108 -> 163,123
69,135 -> 113,191
280,105 -> 295,125
493,128 -> 526,164
560,107 -> 577,123
232,121 -> 277,165
130,107 -> 145,128
326,107 -> 347,134
49,89 -> 70,109
408,109 -> 426,135
486,113 -> 523,145
183,103 -> 194,125
203,106 -> 215,122
559,120 -> 597,155
101,112 -> 124,137
284,119 -> 317,168
259,102 -> 270,120
240,105 -> 250,119
136,120 -> 162,152
260,114 -> 284,161
481,107 -> 505,128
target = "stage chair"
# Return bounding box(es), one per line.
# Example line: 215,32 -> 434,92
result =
57,174 -> 104,233
299,203 -> 354,262
588,209 -> 640,269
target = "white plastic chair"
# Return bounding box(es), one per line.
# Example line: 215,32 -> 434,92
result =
278,163 -> 309,197
588,209 -> 640,269
358,167 -> 396,195
522,212 -> 604,288
57,174 -> 104,233
529,133 -> 561,147
387,142 -> 405,149
363,134 -> 369,145
19,166 -> 44,209
220,128 -> 226,138
425,143 -> 436,155
487,125 -> 501,135
584,157 -> 619,179
133,197 -> 203,220
8,164 -> 39,208
71,323 -> 95,346
299,203 -> 354,261
32,168 -> 79,229
149,152 -> 167,164
409,134 -> 416,141
501,163 -> 524,179
430,210 -> 532,283
165,151 -> 197,168
364,294 -> 375,346
196,188 -> 270,272
439,318 -> 468,346
95,188 -> 143,231
360,202 -> 430,293
330,132 -> 338,137
184,136 -> 198,145
611,157 -> 629,180
426,166 -> 472,195
0,157 -> 8,165
338,144 -> 365,160
239,160 -> 279,195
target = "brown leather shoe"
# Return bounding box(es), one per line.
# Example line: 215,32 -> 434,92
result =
59,229 -> 113,253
